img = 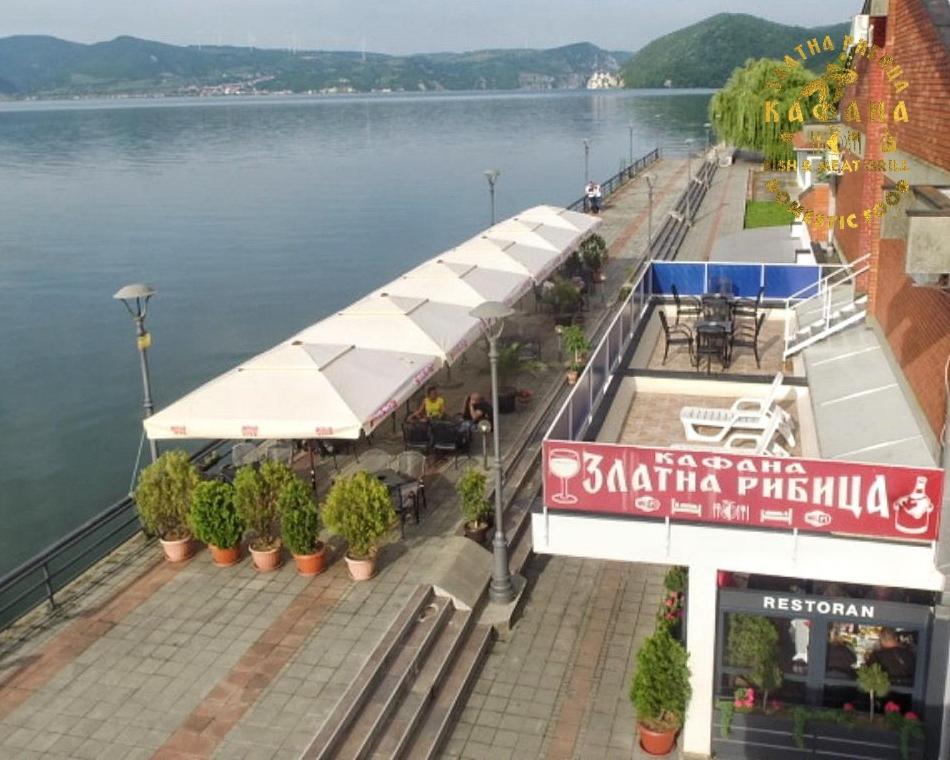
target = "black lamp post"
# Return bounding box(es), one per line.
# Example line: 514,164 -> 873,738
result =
484,169 -> 500,225
114,283 -> 159,463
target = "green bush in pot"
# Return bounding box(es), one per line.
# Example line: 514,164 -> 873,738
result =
457,467 -> 491,531
134,450 -> 200,541
279,476 -> 321,556
233,460 -> 294,551
322,471 -> 395,561
189,480 -> 244,549
630,627 -> 692,753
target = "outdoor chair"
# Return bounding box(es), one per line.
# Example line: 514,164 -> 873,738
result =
730,312 -> 767,368
709,275 -> 734,297
670,284 -> 701,324
694,323 -> 730,374
732,287 -> 764,320
356,447 -> 393,474
669,412 -> 790,457
701,294 -> 731,322
680,373 -> 794,445
402,419 -> 432,455
258,440 -> 294,465
392,450 -> 427,519
231,441 -> 257,467
657,310 -> 693,365
316,438 -> 354,471
430,419 -> 471,467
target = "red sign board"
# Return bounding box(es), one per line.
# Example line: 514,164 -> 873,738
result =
542,440 -> 944,541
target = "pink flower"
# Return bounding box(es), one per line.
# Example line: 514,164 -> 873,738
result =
905,712 -> 919,721
843,703 -> 855,712
884,701 -> 901,714
665,597 -> 674,607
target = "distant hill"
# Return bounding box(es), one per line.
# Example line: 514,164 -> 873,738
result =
622,13 -> 851,88
0,36 -> 628,97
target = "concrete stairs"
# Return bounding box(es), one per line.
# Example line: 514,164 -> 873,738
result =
784,285 -> 868,358
300,585 -> 492,760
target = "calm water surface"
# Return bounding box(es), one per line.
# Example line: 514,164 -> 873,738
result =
0,90 -> 711,573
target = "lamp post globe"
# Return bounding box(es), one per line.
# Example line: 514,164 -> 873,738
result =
484,169 -> 501,225
469,300 -> 516,604
113,283 -> 159,463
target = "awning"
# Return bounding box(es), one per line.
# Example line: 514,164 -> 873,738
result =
378,260 -> 533,307
144,343 -> 439,440
439,237 -> 564,281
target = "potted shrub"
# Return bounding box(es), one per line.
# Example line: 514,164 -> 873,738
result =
134,450 -> 200,562
189,480 -> 244,566
548,276 -> 583,326
856,662 -> 891,719
495,342 -> 523,414
630,627 -> 692,755
322,471 -> 396,581
727,614 -> 783,710
562,325 -> 589,384
457,467 -> 492,544
279,475 -> 326,576
233,460 -> 294,571
580,234 -> 608,281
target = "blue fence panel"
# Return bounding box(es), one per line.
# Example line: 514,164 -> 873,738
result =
706,264 -> 762,298
763,265 -> 820,299
651,262 -> 705,296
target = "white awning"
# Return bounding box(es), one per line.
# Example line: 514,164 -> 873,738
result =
144,343 -> 438,440
378,260 -> 533,307
439,237 -> 563,281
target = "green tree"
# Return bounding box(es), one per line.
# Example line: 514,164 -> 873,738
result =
727,614 -> 783,709
856,663 -> 891,720
709,58 -> 818,161
630,628 -> 692,731
233,460 -> 295,550
322,471 -> 396,559
134,450 -> 200,540
278,476 -> 321,556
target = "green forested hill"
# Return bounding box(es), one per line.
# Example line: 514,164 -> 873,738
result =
0,36 -> 628,97
622,14 -> 850,88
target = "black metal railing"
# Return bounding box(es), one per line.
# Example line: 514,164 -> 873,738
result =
0,439 -> 230,630
566,147 -> 660,213
648,157 -> 720,262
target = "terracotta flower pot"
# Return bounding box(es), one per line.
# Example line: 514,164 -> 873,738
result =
638,722 -> 677,756
566,369 -> 579,385
292,543 -> 327,576
249,542 -> 283,572
159,536 -> 195,563
344,553 -> 376,581
209,544 -> 241,567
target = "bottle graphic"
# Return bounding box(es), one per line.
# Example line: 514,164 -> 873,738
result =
893,476 -> 933,535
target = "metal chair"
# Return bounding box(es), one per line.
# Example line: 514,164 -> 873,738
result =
402,419 -> 432,455
695,324 -> 730,374
657,310 -> 693,365
670,283 -> 701,324
701,294 -> 731,322
392,451 -> 427,519
730,312 -> 767,368
231,441 -> 258,467
430,419 -> 471,467
732,287 -> 764,321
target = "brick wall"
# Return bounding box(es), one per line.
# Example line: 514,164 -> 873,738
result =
831,0 -> 950,438
876,238 -> 950,435
799,183 -> 831,242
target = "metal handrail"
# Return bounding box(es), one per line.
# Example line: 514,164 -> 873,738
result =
566,148 -> 660,213
784,253 -> 871,303
0,439 -> 228,629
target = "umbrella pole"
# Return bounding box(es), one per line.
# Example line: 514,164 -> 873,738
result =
307,442 -> 317,493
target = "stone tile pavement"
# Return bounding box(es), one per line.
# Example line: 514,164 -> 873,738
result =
675,157 -> 753,262
443,555 -> 667,760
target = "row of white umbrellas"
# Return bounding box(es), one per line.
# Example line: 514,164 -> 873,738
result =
143,206 -> 601,441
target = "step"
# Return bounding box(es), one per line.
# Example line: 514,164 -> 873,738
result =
303,586 -> 435,760
396,623 -> 494,759
784,308 -> 868,358
367,608 -> 474,759
333,597 -> 454,759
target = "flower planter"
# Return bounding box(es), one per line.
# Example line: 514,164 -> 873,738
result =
249,543 -> 283,572
159,536 -> 195,563
208,544 -> 241,567
463,521 -> 490,545
638,722 -> 677,756
712,710 -> 925,760
344,553 -> 376,581
566,369 -> 579,385
292,543 -> 326,576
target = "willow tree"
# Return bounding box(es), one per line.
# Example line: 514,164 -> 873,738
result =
709,58 -> 819,161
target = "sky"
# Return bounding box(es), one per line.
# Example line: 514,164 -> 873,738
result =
3,0 -> 858,54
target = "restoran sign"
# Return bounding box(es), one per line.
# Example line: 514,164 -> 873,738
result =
542,441 -> 943,541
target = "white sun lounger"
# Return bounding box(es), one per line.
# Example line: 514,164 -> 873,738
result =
669,412 -> 790,457
679,372 -> 795,446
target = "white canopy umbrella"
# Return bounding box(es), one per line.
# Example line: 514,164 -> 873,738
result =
379,260 -> 532,307
438,237 -> 561,281
144,342 -> 439,440
485,218 -> 581,252
293,294 -> 481,364
515,205 -> 602,235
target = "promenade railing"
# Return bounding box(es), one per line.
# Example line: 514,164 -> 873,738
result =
566,147 -> 660,213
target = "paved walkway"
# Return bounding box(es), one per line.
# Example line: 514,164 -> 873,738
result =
675,157 -> 752,262
0,160 -> 690,760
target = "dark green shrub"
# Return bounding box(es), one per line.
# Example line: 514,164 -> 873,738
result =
233,460 -> 294,550
189,480 -> 243,548
457,467 -> 491,527
322,471 -> 395,559
279,476 -> 321,555
134,450 -> 200,540
630,627 -> 692,732
727,614 -> 783,709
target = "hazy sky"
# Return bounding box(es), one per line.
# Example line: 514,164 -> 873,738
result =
3,1 -> 858,54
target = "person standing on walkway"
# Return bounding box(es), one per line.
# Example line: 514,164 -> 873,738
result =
585,181 -> 596,213
592,182 -> 603,213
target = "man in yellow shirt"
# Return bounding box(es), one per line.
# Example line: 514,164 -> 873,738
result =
412,385 -> 445,421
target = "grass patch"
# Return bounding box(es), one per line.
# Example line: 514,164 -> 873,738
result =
744,200 -> 795,229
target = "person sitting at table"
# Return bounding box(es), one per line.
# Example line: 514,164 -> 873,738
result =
461,392 -> 493,432
410,385 -> 446,421
865,627 -> 915,683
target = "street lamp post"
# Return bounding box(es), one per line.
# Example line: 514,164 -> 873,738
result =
583,138 -> 590,183
685,137 -> 695,221
628,122 -> 634,168
470,301 -> 516,605
114,283 -> 159,463
484,169 -> 500,225
645,173 -> 657,252
703,121 -> 712,154
653,113 -> 663,155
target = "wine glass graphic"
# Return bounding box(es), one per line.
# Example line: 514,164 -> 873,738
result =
548,448 -> 581,505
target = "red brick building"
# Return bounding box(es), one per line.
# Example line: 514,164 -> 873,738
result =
831,0 -> 950,438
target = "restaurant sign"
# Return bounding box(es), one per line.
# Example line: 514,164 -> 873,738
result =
543,441 -> 943,541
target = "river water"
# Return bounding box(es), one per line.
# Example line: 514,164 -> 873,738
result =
0,89 -> 711,574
